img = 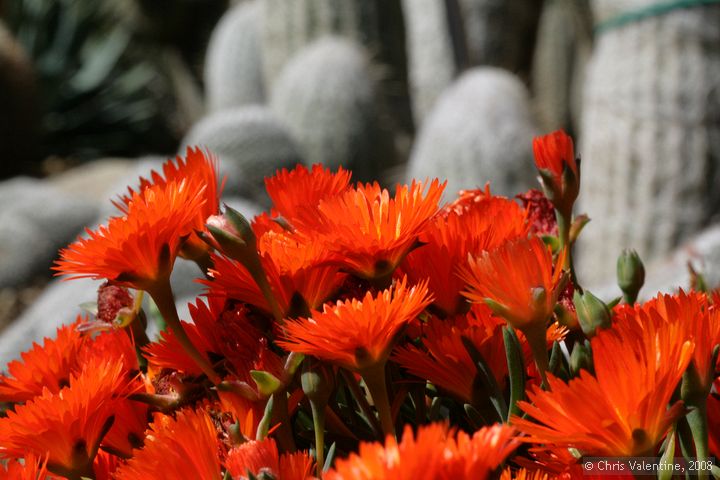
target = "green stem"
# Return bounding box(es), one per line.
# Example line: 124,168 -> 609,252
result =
310,400 -> 326,478
147,279 -> 221,385
359,363 -> 395,439
245,253 -> 284,324
340,369 -> 382,436
523,324 -> 550,390
556,211 -> 579,288
687,402 -> 709,479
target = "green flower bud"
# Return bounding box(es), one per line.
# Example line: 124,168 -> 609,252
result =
617,249 -> 645,304
573,289 -> 611,338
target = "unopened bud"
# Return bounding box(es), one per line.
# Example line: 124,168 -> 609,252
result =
617,249 -> 645,304
569,341 -> 594,376
301,358 -> 336,407
573,290 -> 611,338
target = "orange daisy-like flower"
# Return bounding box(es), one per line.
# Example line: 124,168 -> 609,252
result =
0,318 -> 87,403
265,163 -> 352,224
325,423 -> 519,480
0,358 -> 140,478
55,179 -> 206,291
277,277 -> 432,371
114,147 -> 223,259
513,316 -> 694,457
459,236 -> 566,331
294,179 -> 445,280
500,468 -> 550,480
225,438 -> 314,480
144,297 -> 282,385
393,305 -> 506,404
532,130 -> 578,215
113,408 -> 222,480
614,290 -> 720,396
402,193 -> 528,316
204,222 -> 346,317
1,453 -> 49,480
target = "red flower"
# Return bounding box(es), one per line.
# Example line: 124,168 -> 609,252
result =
459,236 -> 566,331
225,438 -> 314,480
113,408 -> 222,480
55,179 -> 206,290
115,147 -> 223,259
0,358 -> 140,477
513,317 -> 693,456
532,130 -> 578,215
401,194 -> 528,316
325,423 -> 519,480
294,180 -> 445,280
277,277 -> 432,371
265,163 -> 352,224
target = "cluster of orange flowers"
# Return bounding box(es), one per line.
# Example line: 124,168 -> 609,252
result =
1,133 -> 719,479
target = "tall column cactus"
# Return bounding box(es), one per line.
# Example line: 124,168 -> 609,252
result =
577,1 -> 720,286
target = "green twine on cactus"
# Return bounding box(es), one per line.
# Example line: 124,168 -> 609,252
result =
595,0 -> 720,34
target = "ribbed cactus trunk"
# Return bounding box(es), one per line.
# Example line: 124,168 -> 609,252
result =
577,1 -> 720,286
259,0 -> 379,89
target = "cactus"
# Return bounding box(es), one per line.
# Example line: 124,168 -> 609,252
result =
180,106 -> 302,206
457,0 -> 543,81
531,0 -> 593,134
407,67 -> 538,197
270,36 -> 393,182
258,0 -> 380,89
204,1 -> 265,112
401,0 -> 457,125
577,2 -> 720,286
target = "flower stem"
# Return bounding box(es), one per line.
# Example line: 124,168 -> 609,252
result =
310,400 -> 326,478
687,401 -> 709,479
359,363 -> 395,439
147,279 -> 221,384
340,369 -> 381,436
523,324 -> 550,390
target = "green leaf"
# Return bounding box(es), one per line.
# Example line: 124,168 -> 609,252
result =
323,442 -> 337,473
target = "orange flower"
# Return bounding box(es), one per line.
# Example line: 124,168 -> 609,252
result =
114,147 -> 223,259
113,408 -> 222,480
277,277 -> 432,371
513,317 -> 694,456
532,130 -> 578,215
459,236 -> 566,330
55,179 -> 206,290
500,468 -> 550,480
0,318 -> 87,403
0,358 -> 140,478
224,438 -> 314,480
294,179 -> 445,280
325,423 -> 519,480
203,222 -> 346,316
393,306 -> 506,404
144,297 -> 282,386
401,194 -> 528,316
615,290 -> 720,395
265,163 -> 352,224
1,453 -> 49,480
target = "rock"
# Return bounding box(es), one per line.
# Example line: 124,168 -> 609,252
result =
0,177 -> 98,287
577,1 -> 720,285
407,67 -> 538,197
270,36 -> 391,181
0,278 -> 99,367
401,0 -> 456,125
205,1 -> 265,112
181,107 -> 302,206
48,159 -> 136,203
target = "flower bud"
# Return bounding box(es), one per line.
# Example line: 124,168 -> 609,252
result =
617,249 -> 645,304
301,358 -> 336,407
569,341 -> 594,376
573,289 -> 611,338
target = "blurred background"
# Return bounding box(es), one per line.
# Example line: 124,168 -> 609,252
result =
0,0 -> 719,364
